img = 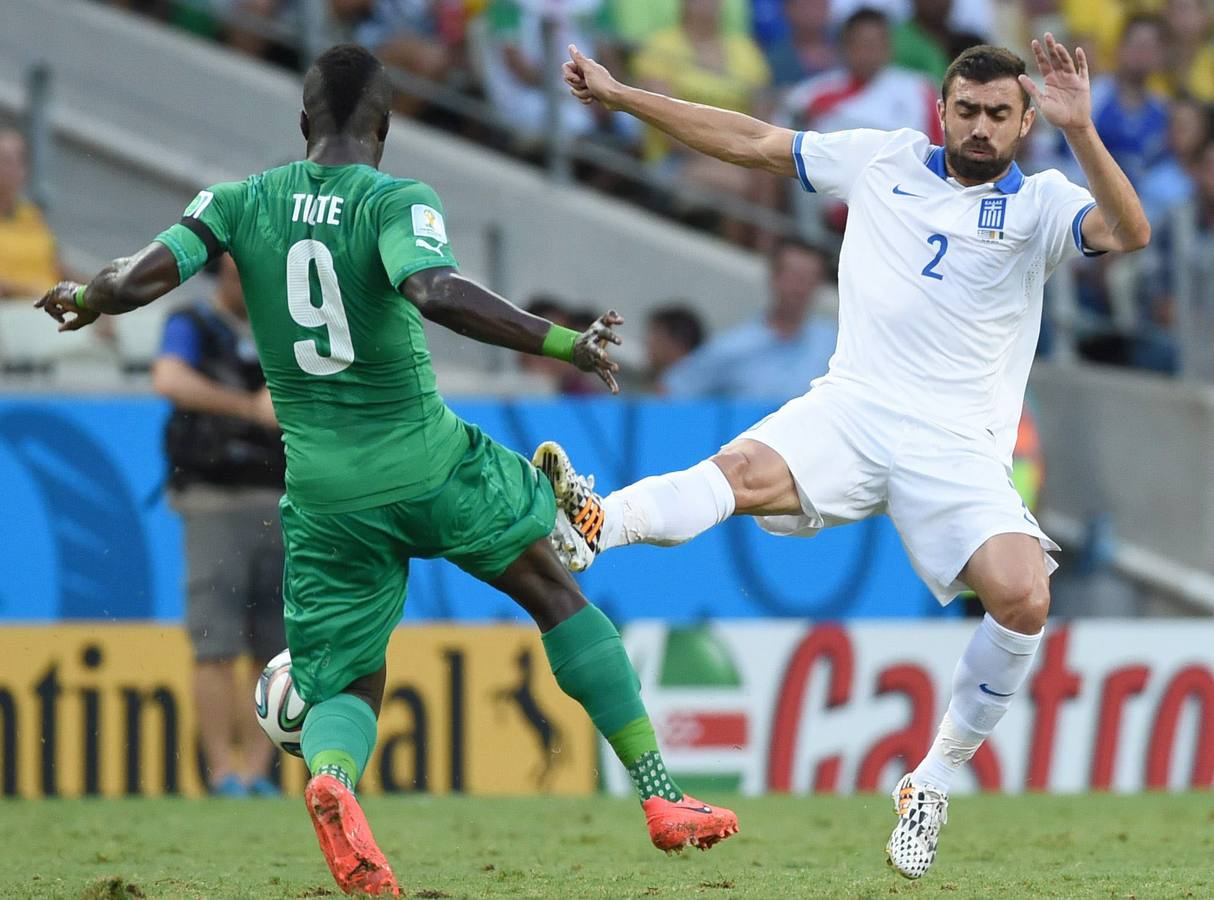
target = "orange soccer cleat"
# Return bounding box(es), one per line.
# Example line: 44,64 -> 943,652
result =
305,774 -> 400,896
643,794 -> 740,853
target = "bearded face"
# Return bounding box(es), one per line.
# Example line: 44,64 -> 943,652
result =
938,77 -> 1034,185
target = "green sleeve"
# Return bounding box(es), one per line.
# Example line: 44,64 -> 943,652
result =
376,181 -> 459,288
153,180 -> 247,282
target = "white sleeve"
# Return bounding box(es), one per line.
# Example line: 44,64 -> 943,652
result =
791,129 -> 893,201
1037,170 -> 1106,272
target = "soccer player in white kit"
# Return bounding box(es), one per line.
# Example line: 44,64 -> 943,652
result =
535,34 -> 1150,879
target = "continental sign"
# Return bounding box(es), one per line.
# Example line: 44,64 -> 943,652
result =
0,625 -> 595,798
606,620 -> 1214,795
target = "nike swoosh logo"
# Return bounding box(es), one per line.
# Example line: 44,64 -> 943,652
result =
415,237 -> 446,255
676,805 -> 713,814
979,683 -> 1015,697
892,185 -> 924,197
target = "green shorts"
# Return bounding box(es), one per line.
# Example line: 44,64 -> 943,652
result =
280,424 -> 556,702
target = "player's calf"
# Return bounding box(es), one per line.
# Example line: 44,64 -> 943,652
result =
533,441 -> 741,563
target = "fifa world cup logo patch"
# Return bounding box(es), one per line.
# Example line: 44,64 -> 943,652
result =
977,196 -> 1006,242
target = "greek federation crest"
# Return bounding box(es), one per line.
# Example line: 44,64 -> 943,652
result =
978,196 -> 1006,241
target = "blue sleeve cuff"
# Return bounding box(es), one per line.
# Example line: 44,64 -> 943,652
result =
1072,202 -> 1106,257
792,131 -> 816,193
160,313 -> 202,367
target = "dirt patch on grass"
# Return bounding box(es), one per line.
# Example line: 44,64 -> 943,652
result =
78,877 -> 145,900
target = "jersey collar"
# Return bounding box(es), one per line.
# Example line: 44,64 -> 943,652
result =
925,146 -> 1024,194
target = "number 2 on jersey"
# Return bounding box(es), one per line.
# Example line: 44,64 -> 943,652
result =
286,239 -> 354,375
921,233 -> 948,281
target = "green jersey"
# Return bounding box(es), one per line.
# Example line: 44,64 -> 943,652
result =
155,161 -> 468,513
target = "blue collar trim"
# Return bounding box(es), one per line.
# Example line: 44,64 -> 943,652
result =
924,146 -> 1024,194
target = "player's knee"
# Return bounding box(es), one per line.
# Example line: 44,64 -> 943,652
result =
985,571 -> 1050,635
710,446 -> 763,509
341,668 -> 387,717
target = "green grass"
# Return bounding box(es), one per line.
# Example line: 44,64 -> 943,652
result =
0,793 -> 1210,899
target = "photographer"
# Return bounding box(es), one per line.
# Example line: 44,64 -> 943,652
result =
153,254 -> 286,797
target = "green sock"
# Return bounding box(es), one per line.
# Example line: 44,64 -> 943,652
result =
609,718 -> 683,802
301,693 -> 378,794
541,605 -> 683,802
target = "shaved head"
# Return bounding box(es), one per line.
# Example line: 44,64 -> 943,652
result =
302,44 -> 393,141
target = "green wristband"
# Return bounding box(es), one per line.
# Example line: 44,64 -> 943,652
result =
73,286 -> 88,310
541,325 -> 578,362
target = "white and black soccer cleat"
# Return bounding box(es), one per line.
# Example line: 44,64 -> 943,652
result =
532,440 -> 604,572
548,506 -> 597,572
886,773 -> 949,879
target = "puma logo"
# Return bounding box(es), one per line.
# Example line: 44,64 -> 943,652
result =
414,238 -> 445,255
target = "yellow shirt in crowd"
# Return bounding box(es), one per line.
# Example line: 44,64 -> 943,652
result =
1061,0 -> 1214,100
632,28 -> 770,161
0,199 -> 58,298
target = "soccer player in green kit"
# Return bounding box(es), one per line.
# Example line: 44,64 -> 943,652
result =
36,45 -> 737,897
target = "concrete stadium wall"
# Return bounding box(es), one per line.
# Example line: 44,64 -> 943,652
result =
1031,362 -> 1214,574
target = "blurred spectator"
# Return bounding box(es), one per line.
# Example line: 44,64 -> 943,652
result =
518,294 -> 602,393
482,0 -> 617,143
633,0 -> 770,176
764,0 -> 838,88
1160,0 -> 1214,101
153,254 -> 287,797
750,0 -> 790,52
338,0 -> 465,115
1139,96 -> 1210,226
661,238 -> 836,400
892,0 -> 965,82
776,9 -> 940,243
215,0 -> 293,61
778,9 -> 942,140
1136,139 -> 1214,376
1063,15 -> 1169,189
606,0 -> 752,51
646,303 -> 705,389
830,0 -> 993,45
0,129 -> 61,299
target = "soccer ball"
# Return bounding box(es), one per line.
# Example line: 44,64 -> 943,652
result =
254,649 -> 311,757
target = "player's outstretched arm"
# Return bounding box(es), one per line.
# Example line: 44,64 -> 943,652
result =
35,242 -> 180,332
563,44 -> 797,178
401,267 -> 624,393
1020,33 -> 1150,253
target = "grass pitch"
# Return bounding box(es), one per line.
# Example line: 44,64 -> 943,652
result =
0,792 -> 1209,899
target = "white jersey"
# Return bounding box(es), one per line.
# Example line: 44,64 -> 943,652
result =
793,128 -> 1100,462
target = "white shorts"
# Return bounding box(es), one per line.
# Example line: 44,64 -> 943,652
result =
737,384 -> 1059,604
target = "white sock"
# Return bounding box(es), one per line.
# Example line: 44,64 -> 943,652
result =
912,613 -> 1042,793
599,460 -> 736,550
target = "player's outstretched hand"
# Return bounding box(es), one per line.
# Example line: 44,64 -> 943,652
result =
1019,33 -> 1091,132
572,310 -> 624,395
563,44 -> 622,109
35,281 -> 101,332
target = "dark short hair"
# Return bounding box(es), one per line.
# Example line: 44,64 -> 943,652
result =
770,235 -> 829,267
648,304 -> 705,353
303,44 -> 391,133
842,7 -> 889,36
942,44 -> 1030,110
